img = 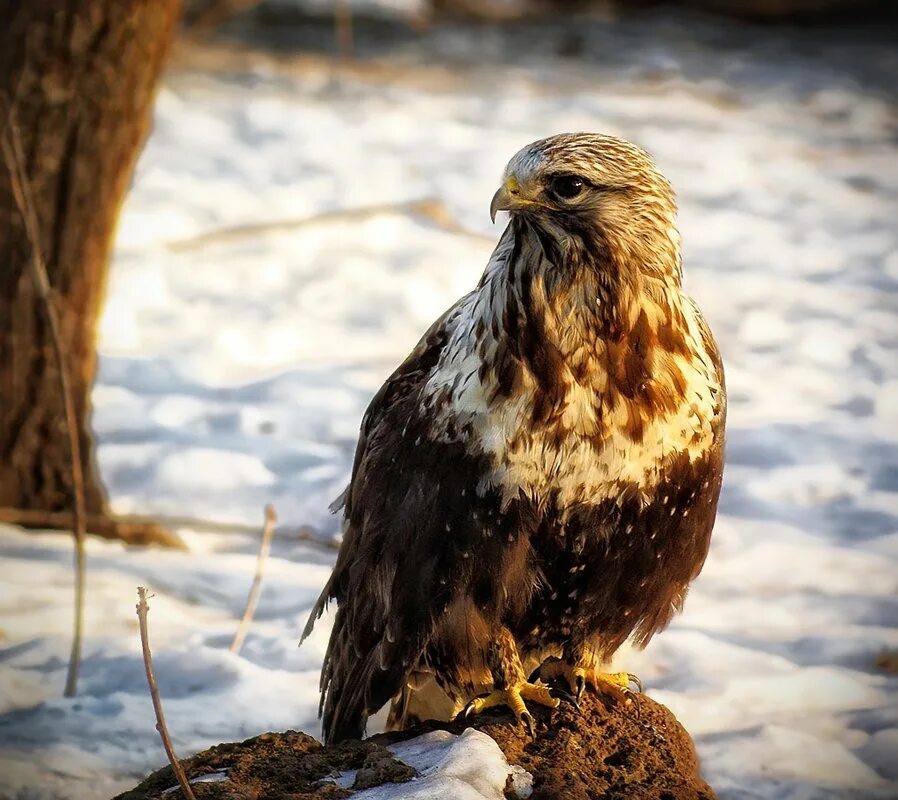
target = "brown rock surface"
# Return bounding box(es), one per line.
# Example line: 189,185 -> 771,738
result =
114,692 -> 715,800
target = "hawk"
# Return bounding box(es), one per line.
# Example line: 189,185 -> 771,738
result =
303,133 -> 726,744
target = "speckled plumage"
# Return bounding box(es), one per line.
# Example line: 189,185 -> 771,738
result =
302,133 -> 726,743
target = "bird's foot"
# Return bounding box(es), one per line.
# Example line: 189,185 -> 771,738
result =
539,657 -> 642,712
460,680 -> 559,736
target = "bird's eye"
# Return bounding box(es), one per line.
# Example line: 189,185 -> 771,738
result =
548,174 -> 586,200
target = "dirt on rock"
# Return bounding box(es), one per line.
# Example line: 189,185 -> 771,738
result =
112,732 -> 414,800
114,691 -> 715,800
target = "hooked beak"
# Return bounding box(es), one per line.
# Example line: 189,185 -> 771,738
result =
489,176 -> 535,223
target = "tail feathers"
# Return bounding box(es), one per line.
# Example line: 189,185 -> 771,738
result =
320,633 -> 412,744
311,594 -> 427,744
317,612 -> 380,744
328,486 -> 349,514
322,687 -> 368,744
300,578 -> 334,645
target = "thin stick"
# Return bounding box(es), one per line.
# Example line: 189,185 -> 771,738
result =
136,587 -> 198,800
335,0 -> 353,56
188,0 -> 263,33
1,120 -> 88,698
164,198 -> 493,253
0,507 -> 187,549
0,506 -> 338,549
230,504 -> 277,654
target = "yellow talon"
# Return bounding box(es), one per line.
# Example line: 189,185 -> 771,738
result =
461,680 -> 559,735
540,658 -> 642,711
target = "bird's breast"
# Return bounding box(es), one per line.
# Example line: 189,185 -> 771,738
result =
427,294 -> 723,512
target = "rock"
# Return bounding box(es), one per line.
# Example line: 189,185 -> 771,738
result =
113,692 -> 715,800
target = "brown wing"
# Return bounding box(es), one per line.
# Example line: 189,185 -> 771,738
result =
302,298 -> 488,743
631,299 -> 726,644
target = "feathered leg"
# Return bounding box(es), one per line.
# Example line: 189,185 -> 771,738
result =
459,627 -> 558,735
385,669 -> 458,731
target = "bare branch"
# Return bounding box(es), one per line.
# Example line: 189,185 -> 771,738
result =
164,198 -> 493,253
335,0 -> 354,56
1,116 -> 88,698
0,506 -> 340,550
0,507 -> 187,549
136,587 -> 198,800
875,650 -> 898,674
230,504 -> 278,654
185,0 -> 263,32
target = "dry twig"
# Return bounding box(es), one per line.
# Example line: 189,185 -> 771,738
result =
875,650 -> 898,674
1,116 -> 88,698
186,0 -> 263,32
136,587 -> 198,800
0,507 -> 187,549
0,506 -> 338,549
231,504 -> 278,654
165,197 -> 493,253
335,0 -> 354,56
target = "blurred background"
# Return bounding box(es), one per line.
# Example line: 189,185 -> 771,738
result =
0,1 -> 896,798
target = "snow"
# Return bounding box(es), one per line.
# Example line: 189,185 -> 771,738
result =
329,729 -> 532,799
2,9 -> 897,800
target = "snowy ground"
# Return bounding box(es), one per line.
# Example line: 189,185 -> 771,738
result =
2,9 -> 897,800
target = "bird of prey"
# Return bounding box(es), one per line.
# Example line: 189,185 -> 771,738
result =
302,132 -> 726,744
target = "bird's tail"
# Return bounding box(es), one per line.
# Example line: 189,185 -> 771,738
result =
318,606 -> 411,744
323,685 -> 368,744
315,604 -> 370,744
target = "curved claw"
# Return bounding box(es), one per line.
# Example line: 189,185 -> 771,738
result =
521,711 -> 536,738
536,660 -> 642,716
574,673 -> 586,702
549,685 -> 578,707
462,695 -> 485,718
620,673 -> 642,717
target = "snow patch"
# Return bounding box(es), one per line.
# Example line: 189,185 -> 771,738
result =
346,729 -> 524,800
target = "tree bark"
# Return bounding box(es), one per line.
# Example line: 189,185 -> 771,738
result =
0,0 -> 182,543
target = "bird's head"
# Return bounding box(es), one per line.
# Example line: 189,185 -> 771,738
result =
491,133 -> 681,281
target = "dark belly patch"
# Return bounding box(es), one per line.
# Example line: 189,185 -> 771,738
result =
418,446 -> 723,701
513,447 -> 724,659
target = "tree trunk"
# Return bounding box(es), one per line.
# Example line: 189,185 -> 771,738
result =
0,0 -> 182,546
